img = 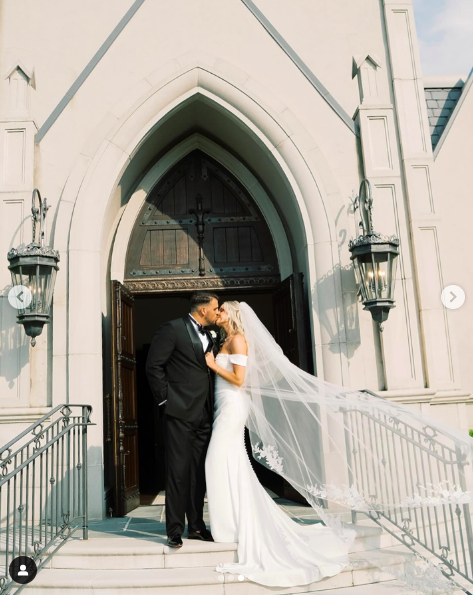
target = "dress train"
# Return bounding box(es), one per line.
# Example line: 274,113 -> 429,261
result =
205,353 -> 353,587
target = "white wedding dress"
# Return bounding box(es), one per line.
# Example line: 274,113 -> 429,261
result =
204,352 -> 353,587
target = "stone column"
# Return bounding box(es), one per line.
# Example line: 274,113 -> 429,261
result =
0,62 -> 46,412
353,53 -> 425,391
382,0 -> 461,395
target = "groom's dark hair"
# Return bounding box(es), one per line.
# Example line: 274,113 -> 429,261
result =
189,292 -> 219,312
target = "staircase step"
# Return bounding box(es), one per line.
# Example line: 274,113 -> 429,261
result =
12,549 -> 419,594
41,526 -> 384,571
50,536 -> 238,569
344,523 -> 383,552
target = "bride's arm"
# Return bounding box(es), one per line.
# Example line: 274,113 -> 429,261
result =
205,335 -> 247,387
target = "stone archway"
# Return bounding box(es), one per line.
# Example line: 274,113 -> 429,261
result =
53,63 -> 347,519
110,134 -> 293,289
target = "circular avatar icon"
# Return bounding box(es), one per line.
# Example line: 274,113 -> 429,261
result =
9,556 -> 38,585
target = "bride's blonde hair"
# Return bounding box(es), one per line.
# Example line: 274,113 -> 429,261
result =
221,301 -> 247,344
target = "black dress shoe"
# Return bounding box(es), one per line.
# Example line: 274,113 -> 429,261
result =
167,534 -> 183,548
187,527 -> 214,541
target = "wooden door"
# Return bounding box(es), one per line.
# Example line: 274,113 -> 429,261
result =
124,149 -> 280,294
273,272 -> 315,503
273,272 -> 313,373
111,281 -> 140,515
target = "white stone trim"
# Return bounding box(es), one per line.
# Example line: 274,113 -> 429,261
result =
35,0 -> 147,143
240,0 -> 358,136
4,60 -> 35,85
0,407 -> 52,424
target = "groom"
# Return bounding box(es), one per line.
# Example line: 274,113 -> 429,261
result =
146,292 -> 220,548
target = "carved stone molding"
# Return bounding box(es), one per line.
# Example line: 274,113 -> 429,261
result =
124,275 -> 281,293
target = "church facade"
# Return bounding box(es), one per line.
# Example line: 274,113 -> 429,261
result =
0,0 -> 472,521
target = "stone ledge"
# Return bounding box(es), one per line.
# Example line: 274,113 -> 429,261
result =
374,388 -> 435,404
0,406 -> 52,424
430,390 -> 471,405
372,388 -> 472,405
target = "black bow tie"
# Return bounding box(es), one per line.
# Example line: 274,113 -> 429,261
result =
193,320 -> 207,335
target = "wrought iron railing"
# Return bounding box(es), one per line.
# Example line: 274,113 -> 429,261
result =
343,389 -> 473,593
0,405 -> 94,594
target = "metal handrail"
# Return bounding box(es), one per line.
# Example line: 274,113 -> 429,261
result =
0,404 -> 94,594
343,389 -> 473,594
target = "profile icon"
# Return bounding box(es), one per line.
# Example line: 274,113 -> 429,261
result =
9,556 -> 37,585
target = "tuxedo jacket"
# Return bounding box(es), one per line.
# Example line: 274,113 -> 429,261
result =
146,316 -> 220,422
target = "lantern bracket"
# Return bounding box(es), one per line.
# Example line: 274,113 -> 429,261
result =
31,188 -> 50,248
348,178 -> 400,332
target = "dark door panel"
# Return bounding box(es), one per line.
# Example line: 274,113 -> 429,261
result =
111,281 -> 140,515
273,272 -> 313,373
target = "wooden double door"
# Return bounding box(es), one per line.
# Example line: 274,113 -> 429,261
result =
107,274 -> 313,516
105,147 -> 314,516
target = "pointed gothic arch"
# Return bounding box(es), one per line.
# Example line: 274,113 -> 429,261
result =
126,148 -> 279,290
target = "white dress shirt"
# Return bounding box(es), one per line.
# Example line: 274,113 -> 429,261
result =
188,314 -> 210,351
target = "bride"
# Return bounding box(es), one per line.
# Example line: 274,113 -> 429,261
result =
203,300 -> 473,593
204,301 -> 354,587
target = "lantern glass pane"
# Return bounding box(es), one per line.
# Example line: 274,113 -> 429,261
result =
355,250 -> 397,302
10,268 -> 22,290
18,265 -> 38,314
388,255 -> 398,299
43,266 -> 57,315
360,256 -> 376,300
373,258 -> 389,300
353,260 -> 368,301
37,265 -> 50,314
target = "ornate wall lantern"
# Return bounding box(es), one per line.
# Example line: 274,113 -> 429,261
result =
348,179 -> 400,331
7,189 -> 60,346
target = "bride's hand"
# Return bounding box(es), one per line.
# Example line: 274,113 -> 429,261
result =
205,352 -> 216,369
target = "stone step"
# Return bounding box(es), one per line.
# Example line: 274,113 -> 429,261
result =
12,549 -> 420,595
0,524 -> 384,571
347,515 -> 473,553
295,581 -> 464,595
36,524 -> 383,570
51,536 -> 238,570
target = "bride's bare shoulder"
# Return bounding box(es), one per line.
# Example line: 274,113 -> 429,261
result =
229,333 -> 248,355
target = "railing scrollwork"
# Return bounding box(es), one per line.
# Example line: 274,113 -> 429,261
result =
343,389 -> 473,594
0,404 -> 94,594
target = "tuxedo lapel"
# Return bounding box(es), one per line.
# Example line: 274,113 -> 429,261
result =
206,331 -> 215,354
183,316 -> 207,370
209,332 -> 219,356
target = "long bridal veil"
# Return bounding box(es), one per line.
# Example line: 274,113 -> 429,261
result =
238,301 -> 473,594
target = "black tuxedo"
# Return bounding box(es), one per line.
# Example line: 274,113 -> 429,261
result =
146,316 -> 219,421
145,315 -> 219,536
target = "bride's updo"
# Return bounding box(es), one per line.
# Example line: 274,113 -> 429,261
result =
221,301 -> 247,343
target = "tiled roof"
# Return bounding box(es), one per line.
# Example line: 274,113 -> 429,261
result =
424,85 -> 463,150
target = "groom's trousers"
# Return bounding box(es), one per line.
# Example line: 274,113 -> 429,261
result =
163,399 -> 212,536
